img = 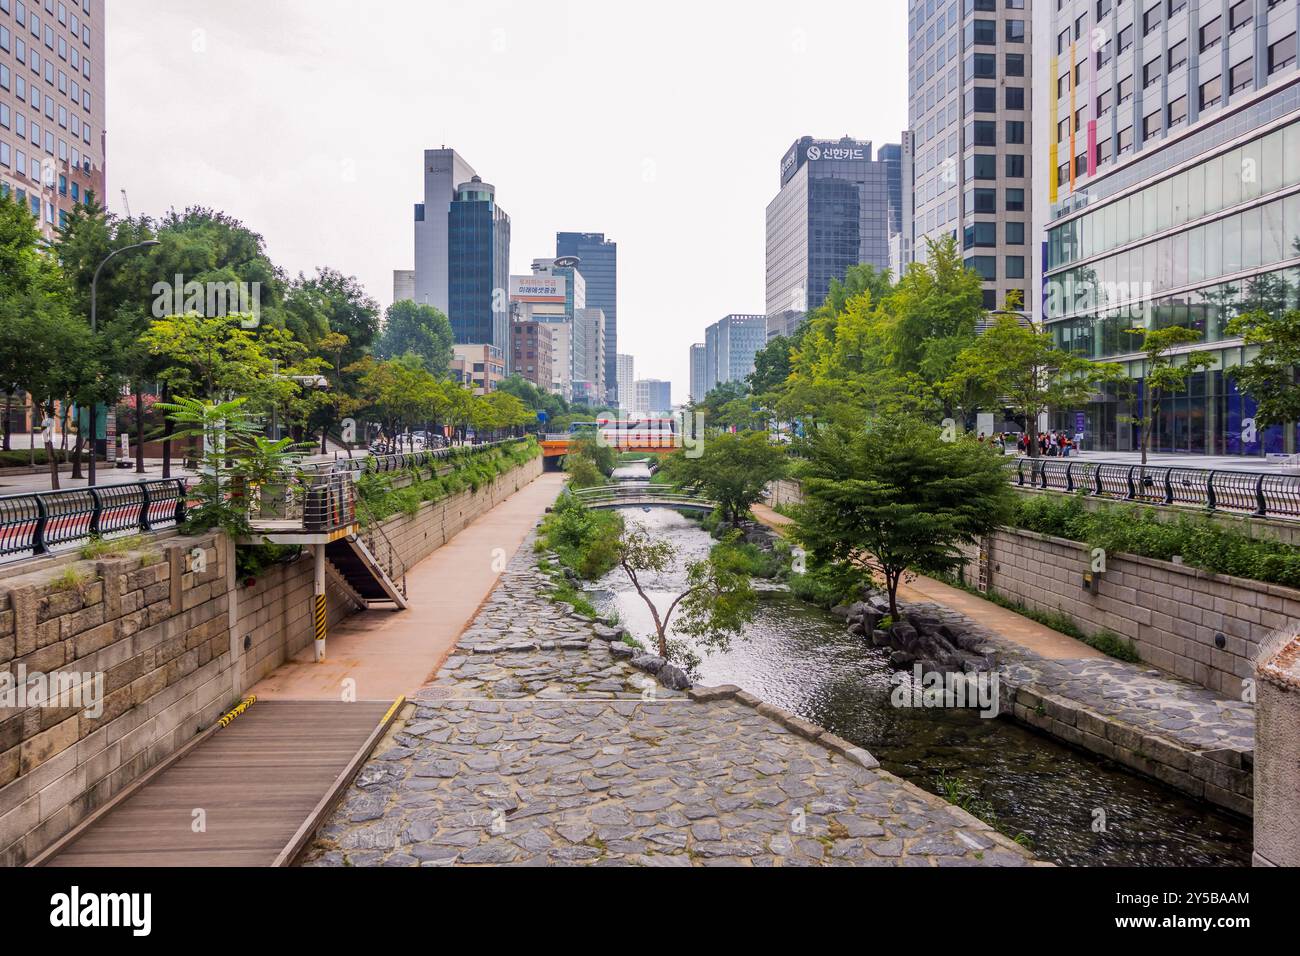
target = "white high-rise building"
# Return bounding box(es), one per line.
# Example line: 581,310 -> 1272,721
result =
394,147 -> 477,312
617,355 -> 635,409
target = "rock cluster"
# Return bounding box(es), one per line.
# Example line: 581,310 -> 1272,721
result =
835,594 -> 998,675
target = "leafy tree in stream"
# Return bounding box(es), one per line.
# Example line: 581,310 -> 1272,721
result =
661,430 -> 788,524
616,526 -> 757,666
375,299 -> 454,376
792,416 -> 1015,620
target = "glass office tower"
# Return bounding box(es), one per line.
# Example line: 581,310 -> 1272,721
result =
448,177 -> 511,360
1044,0 -> 1299,456
765,137 -> 901,339
557,232 -> 618,404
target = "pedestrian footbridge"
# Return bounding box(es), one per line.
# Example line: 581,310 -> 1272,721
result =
567,486 -> 716,513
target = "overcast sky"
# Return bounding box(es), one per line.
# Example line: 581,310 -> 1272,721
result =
106,0 -> 907,402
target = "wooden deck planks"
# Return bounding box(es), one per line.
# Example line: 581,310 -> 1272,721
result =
42,700 -> 397,868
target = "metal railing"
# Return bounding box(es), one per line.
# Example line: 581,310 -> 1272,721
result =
1008,458 -> 1300,519
0,479 -> 188,562
569,485 -> 717,509
321,438 -> 529,477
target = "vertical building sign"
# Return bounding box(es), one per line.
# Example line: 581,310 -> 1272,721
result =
1050,55 -> 1060,204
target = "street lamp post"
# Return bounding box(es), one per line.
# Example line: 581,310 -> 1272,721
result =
88,240 -> 160,487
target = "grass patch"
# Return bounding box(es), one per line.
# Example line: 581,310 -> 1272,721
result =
49,566 -> 91,592
538,494 -> 625,580
78,535 -> 149,560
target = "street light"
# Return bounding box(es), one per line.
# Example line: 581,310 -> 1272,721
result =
88,240 -> 161,487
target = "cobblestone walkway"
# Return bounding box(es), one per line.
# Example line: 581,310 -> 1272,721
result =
304,535 -> 1038,867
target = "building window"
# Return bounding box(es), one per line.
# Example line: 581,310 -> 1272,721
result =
972,188 -> 997,213
1200,16 -> 1222,52
1006,256 -> 1026,279
1006,53 -> 1025,76
1144,5 -> 1161,35
1229,0 -> 1252,33
1006,188 -> 1026,211
1006,19 -> 1025,43
1168,39 -> 1187,72
1230,57 -> 1253,93
1144,57 -> 1162,87
1006,121 -> 1025,144
1200,74 -> 1222,109
1168,94 -> 1187,128
1144,112 -> 1163,139
1007,222 -> 1025,245
1005,154 -> 1025,177
1269,34 -> 1296,75
1118,25 -> 1133,53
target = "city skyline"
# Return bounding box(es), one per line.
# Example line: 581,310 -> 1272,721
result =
100,0 -> 908,404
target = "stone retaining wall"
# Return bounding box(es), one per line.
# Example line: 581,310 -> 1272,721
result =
0,533 -> 237,865
961,529 -> 1300,698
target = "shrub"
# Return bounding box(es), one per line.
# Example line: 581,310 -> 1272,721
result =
1012,493 -> 1300,589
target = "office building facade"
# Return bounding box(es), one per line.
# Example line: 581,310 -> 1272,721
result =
448,176 -> 510,357
907,0 -> 1035,313
574,306 -> 606,403
511,319 -> 554,392
634,379 -> 673,416
703,314 -> 768,393
617,354 -> 635,409
1043,0 -> 1299,456
0,0 -> 105,238
398,147 -> 478,312
689,343 -> 708,403
557,232 -> 618,404
765,136 -> 902,340
452,343 -> 506,396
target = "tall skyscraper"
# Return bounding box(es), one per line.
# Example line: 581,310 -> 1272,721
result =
906,0 -> 1034,314
557,232 -> 618,404
448,176 -> 510,355
0,0 -> 105,239
401,147 -> 478,312
765,136 -> 903,340
617,354 -> 635,409
1041,0 -> 1299,457
689,344 -> 708,404
573,307 -> 606,403
703,314 -> 768,393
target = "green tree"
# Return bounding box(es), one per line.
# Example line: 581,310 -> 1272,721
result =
1226,308 -> 1300,433
375,299 -> 454,376
945,313 -> 1123,456
616,526 -> 757,663
662,431 -> 788,524
1125,326 -> 1218,466
793,417 -> 1015,619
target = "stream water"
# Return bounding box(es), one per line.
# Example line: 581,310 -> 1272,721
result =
590,493 -> 1252,868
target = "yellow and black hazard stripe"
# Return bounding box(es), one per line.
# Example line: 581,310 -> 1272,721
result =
218,696 -> 256,729
314,593 -> 327,643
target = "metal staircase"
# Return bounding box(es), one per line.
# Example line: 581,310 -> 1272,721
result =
325,525 -> 408,610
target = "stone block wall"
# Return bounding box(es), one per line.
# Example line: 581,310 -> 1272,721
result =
962,528 -> 1300,697
1254,636 -> 1300,866
0,533 -> 235,865
371,454 -> 543,572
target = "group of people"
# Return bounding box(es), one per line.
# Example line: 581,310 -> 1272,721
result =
1019,431 -> 1078,457
976,431 -> 1081,457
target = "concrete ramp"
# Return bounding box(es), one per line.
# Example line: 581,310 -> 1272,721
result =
30,699 -> 402,868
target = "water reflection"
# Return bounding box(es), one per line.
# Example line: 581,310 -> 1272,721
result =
593,508 -> 1251,867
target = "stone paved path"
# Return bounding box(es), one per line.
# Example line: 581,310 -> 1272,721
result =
303,534 -> 1038,867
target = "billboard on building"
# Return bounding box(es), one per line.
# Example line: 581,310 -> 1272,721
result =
510,275 -> 567,304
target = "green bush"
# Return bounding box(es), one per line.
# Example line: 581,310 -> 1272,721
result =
1013,493 -> 1300,589
538,494 -> 624,579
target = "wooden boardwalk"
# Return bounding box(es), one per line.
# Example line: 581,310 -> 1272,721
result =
34,699 -> 401,868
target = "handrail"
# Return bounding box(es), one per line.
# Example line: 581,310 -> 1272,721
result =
0,479 -> 189,563
1005,457 -> 1300,520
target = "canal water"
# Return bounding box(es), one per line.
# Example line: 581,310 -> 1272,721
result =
591,503 -> 1252,868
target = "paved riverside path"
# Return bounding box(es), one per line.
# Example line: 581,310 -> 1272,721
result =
750,504 -> 1255,813
304,533 -> 1038,867
250,472 -> 569,703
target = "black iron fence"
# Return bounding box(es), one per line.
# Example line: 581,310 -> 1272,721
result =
0,479 -> 188,562
323,438 -> 529,477
1008,458 -> 1300,519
